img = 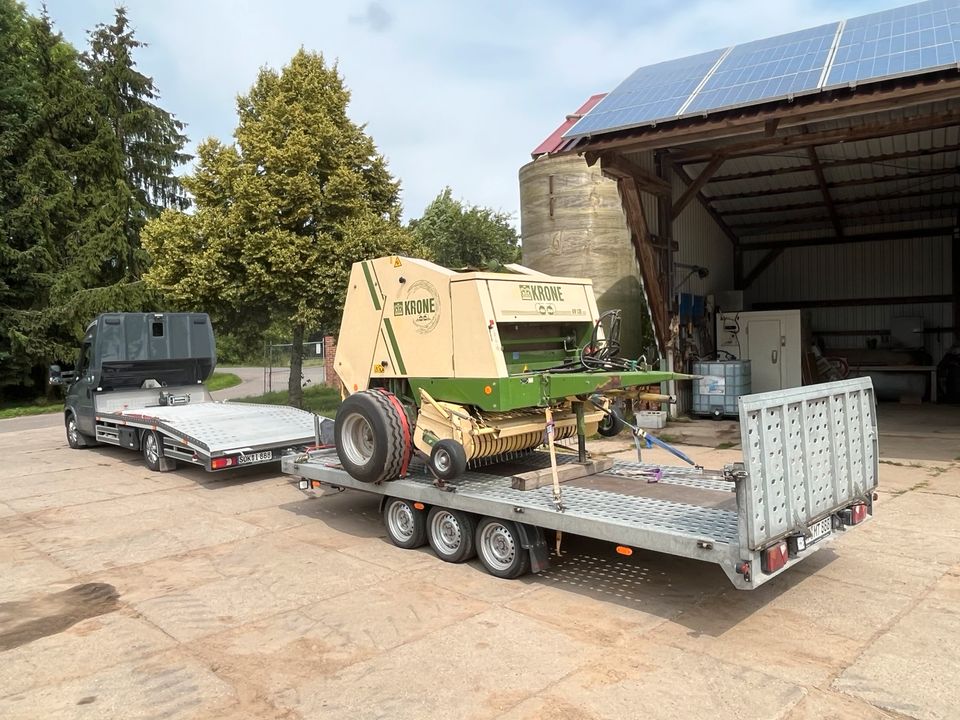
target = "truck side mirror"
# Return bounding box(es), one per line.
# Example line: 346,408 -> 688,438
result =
49,365 -> 63,386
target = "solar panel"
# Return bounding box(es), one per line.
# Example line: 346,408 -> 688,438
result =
683,23 -> 841,114
824,0 -> 960,87
564,49 -> 725,138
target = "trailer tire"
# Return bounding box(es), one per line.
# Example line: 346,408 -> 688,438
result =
475,517 -> 531,579
65,412 -> 95,449
427,507 -> 476,562
383,497 -> 427,549
335,391 -> 407,483
429,440 -> 467,481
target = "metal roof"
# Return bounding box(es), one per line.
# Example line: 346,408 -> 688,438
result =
530,94 -> 606,157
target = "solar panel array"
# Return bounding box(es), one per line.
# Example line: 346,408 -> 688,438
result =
565,50 -> 725,137
565,0 -> 960,139
825,0 -> 960,86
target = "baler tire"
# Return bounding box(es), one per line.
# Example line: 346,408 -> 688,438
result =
335,390 -> 406,483
429,439 -> 467,481
597,410 -> 625,437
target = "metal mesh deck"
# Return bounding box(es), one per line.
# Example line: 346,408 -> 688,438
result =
105,402 -> 317,453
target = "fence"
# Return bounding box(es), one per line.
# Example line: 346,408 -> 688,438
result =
263,341 -> 327,394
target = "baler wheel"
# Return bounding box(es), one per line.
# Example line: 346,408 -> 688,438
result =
597,409 -> 626,437
335,390 -> 407,483
429,439 -> 467,481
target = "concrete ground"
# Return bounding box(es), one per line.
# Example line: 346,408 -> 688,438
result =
1,413 -> 959,720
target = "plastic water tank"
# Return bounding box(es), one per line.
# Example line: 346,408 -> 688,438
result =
691,360 -> 752,419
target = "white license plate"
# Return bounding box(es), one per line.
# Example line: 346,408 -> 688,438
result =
807,517 -> 832,545
238,450 -> 273,465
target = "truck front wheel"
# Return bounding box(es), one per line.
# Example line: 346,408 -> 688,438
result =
65,413 -> 95,449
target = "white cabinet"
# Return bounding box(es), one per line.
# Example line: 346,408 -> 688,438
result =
717,310 -> 806,393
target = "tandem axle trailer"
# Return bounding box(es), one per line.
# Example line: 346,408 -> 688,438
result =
283,378 -> 879,589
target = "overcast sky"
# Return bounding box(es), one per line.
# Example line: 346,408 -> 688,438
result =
31,0 -> 896,225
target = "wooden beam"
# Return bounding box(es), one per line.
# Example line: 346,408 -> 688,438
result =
669,160 -> 739,246
807,146 -> 843,237
706,146 -> 957,182
753,294 -> 953,310
732,206 -> 960,235
600,154 -> 672,196
569,74 -> 960,157
671,111 -> 960,164
617,177 -> 669,353
739,226 -> 955,251
741,248 -> 785,289
720,184 -> 957,218
708,166 -> 959,202
671,155 -> 724,219
954,213 -> 960,339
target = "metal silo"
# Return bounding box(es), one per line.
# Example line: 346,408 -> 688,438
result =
519,153 -> 647,359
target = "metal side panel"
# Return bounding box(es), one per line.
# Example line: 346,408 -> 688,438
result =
100,402 -> 319,454
738,377 -> 878,550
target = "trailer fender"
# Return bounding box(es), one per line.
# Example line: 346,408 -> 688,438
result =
515,522 -> 550,573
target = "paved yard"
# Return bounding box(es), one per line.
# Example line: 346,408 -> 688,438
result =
1,418 -> 958,719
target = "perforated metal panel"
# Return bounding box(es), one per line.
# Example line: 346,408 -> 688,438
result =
738,377 -> 877,549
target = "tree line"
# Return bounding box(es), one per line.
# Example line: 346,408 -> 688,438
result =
0,2 -> 519,406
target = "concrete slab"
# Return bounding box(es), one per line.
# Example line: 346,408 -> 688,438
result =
0,648 -> 235,719
834,570 -> 960,720
498,643 -> 804,720
271,607 -> 602,720
781,688 -> 894,719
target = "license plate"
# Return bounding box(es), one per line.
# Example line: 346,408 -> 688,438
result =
807,516 -> 832,545
238,450 -> 273,465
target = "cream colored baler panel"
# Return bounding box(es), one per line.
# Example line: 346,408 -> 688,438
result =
450,280 -> 507,378
485,279 -> 595,323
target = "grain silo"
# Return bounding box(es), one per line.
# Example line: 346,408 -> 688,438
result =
520,131 -> 647,359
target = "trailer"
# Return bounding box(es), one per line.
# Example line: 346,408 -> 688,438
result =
284,377 -> 879,589
51,312 -> 319,472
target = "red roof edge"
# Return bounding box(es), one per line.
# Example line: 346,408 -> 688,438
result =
530,93 -> 607,158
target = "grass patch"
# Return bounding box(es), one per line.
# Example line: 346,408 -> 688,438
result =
879,460 -> 923,468
0,399 -> 63,420
715,441 -> 736,450
236,384 -> 341,417
206,372 -> 242,392
656,433 -> 682,444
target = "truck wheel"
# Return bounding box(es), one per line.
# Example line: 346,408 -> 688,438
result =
65,413 -> 94,449
429,440 -> 467,481
141,431 -> 171,472
427,507 -> 476,562
335,391 -> 407,483
475,517 -> 531,579
597,411 -> 625,437
383,497 -> 427,549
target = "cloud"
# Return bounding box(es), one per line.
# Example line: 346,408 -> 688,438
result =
349,2 -> 393,33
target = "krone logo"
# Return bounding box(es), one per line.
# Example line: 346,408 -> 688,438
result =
394,280 -> 440,334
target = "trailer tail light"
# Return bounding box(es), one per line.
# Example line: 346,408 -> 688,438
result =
211,457 -> 236,470
843,503 -> 868,526
761,541 -> 789,574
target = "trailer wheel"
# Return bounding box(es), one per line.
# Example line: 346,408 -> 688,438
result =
429,440 -> 467,481
141,431 -> 172,472
475,517 -> 531,579
335,391 -> 407,483
597,410 -> 625,437
65,413 -> 93,449
383,497 -> 427,549
427,507 -> 476,562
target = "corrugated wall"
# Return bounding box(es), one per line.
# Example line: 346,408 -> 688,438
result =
743,225 -> 954,364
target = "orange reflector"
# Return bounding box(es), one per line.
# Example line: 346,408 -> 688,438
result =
615,546 -> 633,556
484,385 -> 493,395
413,502 -> 425,510
353,383 -> 358,391
310,480 -> 322,489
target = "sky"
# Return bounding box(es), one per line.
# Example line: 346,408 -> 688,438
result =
29,0 -> 899,226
